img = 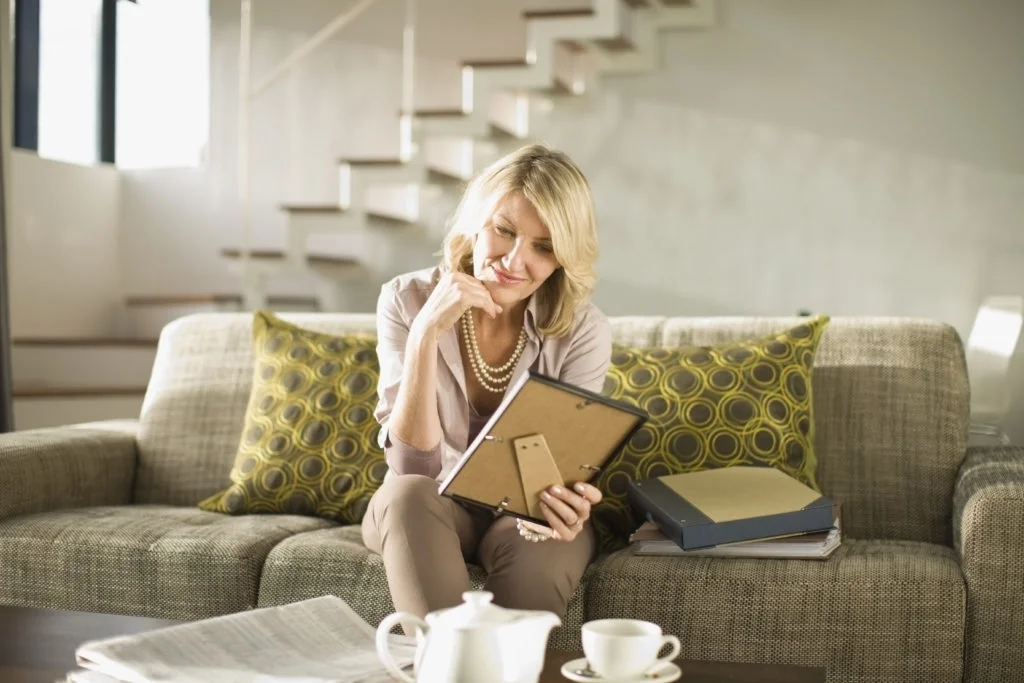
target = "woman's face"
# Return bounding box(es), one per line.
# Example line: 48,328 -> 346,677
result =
472,191 -> 560,309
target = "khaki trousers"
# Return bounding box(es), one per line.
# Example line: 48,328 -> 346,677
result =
362,474 -> 595,630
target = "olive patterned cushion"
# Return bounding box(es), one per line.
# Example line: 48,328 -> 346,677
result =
199,310 -> 386,524
591,316 -> 831,552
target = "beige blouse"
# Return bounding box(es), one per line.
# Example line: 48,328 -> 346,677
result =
373,266 -> 612,481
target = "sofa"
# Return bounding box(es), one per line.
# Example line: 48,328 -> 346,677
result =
0,312 -> 1021,683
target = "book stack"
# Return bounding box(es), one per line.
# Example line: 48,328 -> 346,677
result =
626,466 -> 842,560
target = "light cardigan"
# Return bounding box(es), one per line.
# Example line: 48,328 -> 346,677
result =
373,266 -> 613,481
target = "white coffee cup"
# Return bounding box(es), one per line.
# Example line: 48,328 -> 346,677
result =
581,619 -> 681,680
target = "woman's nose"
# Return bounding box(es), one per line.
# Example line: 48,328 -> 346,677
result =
503,239 -> 526,271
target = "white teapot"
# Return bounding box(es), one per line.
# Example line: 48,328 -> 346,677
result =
375,590 -> 561,683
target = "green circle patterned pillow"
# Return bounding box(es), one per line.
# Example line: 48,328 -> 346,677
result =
591,316 -> 831,553
199,310 -> 386,524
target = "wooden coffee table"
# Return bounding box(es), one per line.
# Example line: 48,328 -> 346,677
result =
0,605 -> 179,683
0,604 -> 825,682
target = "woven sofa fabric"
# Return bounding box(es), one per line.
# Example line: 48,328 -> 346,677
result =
658,317 -> 969,543
953,446 -> 1024,683
0,421 -> 137,520
255,525 -> 592,651
135,313 -> 378,505
0,505 -> 333,620
607,316 -> 667,347
586,540 -> 964,683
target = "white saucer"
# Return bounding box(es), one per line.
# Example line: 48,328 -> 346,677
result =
560,657 -> 682,683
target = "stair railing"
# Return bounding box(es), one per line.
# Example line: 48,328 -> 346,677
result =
236,0 -> 416,308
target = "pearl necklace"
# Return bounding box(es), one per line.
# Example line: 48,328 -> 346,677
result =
461,310 -> 527,393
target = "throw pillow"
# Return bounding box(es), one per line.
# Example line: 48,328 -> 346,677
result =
591,316 -> 831,552
199,310 -> 386,524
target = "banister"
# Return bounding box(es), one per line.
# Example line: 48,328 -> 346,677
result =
249,0 -> 383,101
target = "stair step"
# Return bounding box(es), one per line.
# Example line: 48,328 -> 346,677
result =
14,392 -> 147,430
427,168 -> 469,184
523,8 -> 594,19
338,157 -> 407,167
13,337 -> 158,347
219,249 -> 358,268
12,340 -> 159,391
366,211 -> 418,226
542,78 -> 577,95
402,108 -> 468,118
125,294 -> 319,308
561,40 -> 587,54
659,0 -> 693,5
280,203 -> 347,214
120,294 -> 320,338
624,0 -> 651,6
596,36 -> 635,51
461,58 -> 530,69
13,386 -> 148,398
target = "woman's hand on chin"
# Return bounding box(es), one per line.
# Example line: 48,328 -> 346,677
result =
412,271 -> 501,342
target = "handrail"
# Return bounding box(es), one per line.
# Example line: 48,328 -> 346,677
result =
236,0 -> 416,309
249,0 -> 383,100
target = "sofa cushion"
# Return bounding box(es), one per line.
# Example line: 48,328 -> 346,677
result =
255,525 -> 593,651
135,313 -> 378,506
586,539 -> 964,683
0,505 -> 333,620
199,311 -> 386,524
592,317 -> 830,551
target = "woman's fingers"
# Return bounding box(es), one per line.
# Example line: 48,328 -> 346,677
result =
570,481 -> 602,505
463,279 -> 502,318
539,500 -> 576,542
542,486 -> 590,526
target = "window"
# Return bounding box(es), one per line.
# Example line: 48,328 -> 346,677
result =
116,0 -> 209,169
14,0 -> 209,168
36,0 -> 104,165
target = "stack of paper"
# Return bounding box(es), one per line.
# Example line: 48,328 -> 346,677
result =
64,596 -> 416,683
629,519 -> 842,559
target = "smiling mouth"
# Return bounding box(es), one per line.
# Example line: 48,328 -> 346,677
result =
491,265 -> 525,285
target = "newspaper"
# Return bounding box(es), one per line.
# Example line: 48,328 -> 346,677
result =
67,596 -> 416,683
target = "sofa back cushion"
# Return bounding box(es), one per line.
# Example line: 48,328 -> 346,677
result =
137,313 -> 968,544
655,317 -> 969,544
135,313 -> 379,506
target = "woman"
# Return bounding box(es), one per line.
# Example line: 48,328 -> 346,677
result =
362,144 -> 612,627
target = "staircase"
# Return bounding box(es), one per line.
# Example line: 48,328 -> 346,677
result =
11,0 -> 716,431
229,0 -> 716,312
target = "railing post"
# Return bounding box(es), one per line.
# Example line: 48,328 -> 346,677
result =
238,0 -> 252,302
399,0 -> 416,162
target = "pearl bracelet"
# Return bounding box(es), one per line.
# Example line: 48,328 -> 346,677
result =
516,518 -> 551,543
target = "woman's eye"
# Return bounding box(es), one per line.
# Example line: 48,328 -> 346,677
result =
496,226 -> 514,237
536,243 -> 554,254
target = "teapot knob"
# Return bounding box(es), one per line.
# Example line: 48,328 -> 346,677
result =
461,590 -> 494,610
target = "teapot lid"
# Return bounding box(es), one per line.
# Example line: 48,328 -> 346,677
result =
430,591 -> 520,629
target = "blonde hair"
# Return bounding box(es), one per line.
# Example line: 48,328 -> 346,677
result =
440,144 -> 599,338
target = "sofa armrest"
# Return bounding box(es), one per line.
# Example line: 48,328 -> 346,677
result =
0,419 -> 138,521
953,445 -> 1024,683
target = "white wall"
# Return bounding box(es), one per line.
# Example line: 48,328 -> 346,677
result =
116,0 -> 1024,439
7,150 -> 122,337
532,0 -> 1024,439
